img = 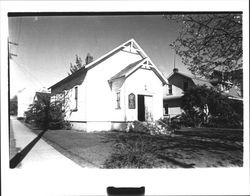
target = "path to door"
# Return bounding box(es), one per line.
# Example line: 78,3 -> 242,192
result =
10,117 -> 82,169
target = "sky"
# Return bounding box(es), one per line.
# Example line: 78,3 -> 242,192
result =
9,14 -> 189,97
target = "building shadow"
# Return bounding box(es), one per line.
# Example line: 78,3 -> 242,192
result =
10,130 -> 47,168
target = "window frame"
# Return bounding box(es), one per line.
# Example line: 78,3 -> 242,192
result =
168,84 -> 172,95
72,86 -> 78,112
163,103 -> 168,115
115,91 -> 121,109
128,93 -> 136,109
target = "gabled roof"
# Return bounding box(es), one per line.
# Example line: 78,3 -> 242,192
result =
49,68 -> 87,91
168,70 -> 242,101
109,59 -> 145,81
49,39 -> 168,90
109,57 -> 168,85
168,71 -> 213,87
49,39 -> 144,90
85,38 -> 147,70
192,77 -> 213,87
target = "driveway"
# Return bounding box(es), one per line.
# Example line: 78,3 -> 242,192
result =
10,117 -> 82,169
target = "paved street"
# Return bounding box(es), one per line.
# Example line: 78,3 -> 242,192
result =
10,117 -> 82,169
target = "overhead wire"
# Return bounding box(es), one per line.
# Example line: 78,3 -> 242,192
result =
10,18 -> 44,91
15,17 -> 22,56
11,58 -> 44,88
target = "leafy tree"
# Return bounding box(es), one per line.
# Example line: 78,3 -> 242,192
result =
25,91 -> 71,130
168,14 -> 242,84
181,85 -> 210,127
181,85 -> 243,128
68,53 -> 93,75
69,55 -> 83,75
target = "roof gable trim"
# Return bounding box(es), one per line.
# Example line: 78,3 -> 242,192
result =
126,58 -> 168,85
85,38 -> 147,70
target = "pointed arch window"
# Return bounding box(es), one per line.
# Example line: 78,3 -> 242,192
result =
128,93 -> 135,109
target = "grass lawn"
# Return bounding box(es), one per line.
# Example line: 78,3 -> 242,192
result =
27,123 -> 243,168
30,127 -> 115,168
103,128 -> 243,168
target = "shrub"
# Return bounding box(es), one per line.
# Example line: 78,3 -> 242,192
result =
181,85 -> 243,128
17,117 -> 24,121
25,94 -> 71,130
169,115 -> 182,129
181,85 -> 210,127
104,134 -> 159,168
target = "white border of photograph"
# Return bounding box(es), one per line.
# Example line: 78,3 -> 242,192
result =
1,1 -> 249,195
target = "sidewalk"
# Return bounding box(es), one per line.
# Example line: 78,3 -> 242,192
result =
10,117 -> 82,169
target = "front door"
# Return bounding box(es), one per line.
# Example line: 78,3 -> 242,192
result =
137,95 -> 145,121
137,95 -> 153,121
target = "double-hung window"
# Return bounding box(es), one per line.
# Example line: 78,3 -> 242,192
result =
168,84 -> 172,95
73,86 -> 78,111
116,91 -> 121,109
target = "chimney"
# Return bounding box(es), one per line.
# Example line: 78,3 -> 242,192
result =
173,68 -> 178,73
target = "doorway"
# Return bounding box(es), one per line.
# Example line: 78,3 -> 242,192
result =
137,94 -> 153,121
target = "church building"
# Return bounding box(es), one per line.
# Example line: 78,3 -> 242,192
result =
49,39 -> 168,131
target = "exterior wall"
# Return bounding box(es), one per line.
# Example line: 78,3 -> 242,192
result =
17,89 -> 35,118
82,67 -> 164,132
86,122 -> 112,132
168,107 -> 182,117
66,82 -> 87,122
124,68 -> 164,121
163,73 -> 196,118
71,122 -> 129,132
71,122 -> 87,131
85,50 -> 142,123
51,70 -> 88,122
163,83 -> 183,97
111,122 -> 130,131
163,98 -> 182,117
168,74 -> 195,96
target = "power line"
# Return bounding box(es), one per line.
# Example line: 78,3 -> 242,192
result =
11,58 -> 44,88
8,41 -> 18,59
15,18 -> 22,56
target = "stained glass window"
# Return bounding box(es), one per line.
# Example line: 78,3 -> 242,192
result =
128,93 -> 135,109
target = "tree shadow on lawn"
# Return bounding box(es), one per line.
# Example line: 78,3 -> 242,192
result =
175,130 -> 243,143
102,130 -> 243,168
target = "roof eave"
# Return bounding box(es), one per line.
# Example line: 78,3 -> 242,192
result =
49,68 -> 86,89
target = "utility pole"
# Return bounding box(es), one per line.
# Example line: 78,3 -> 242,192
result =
8,39 -> 18,99
8,40 -> 18,59
173,50 -> 176,69
8,38 -> 18,167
